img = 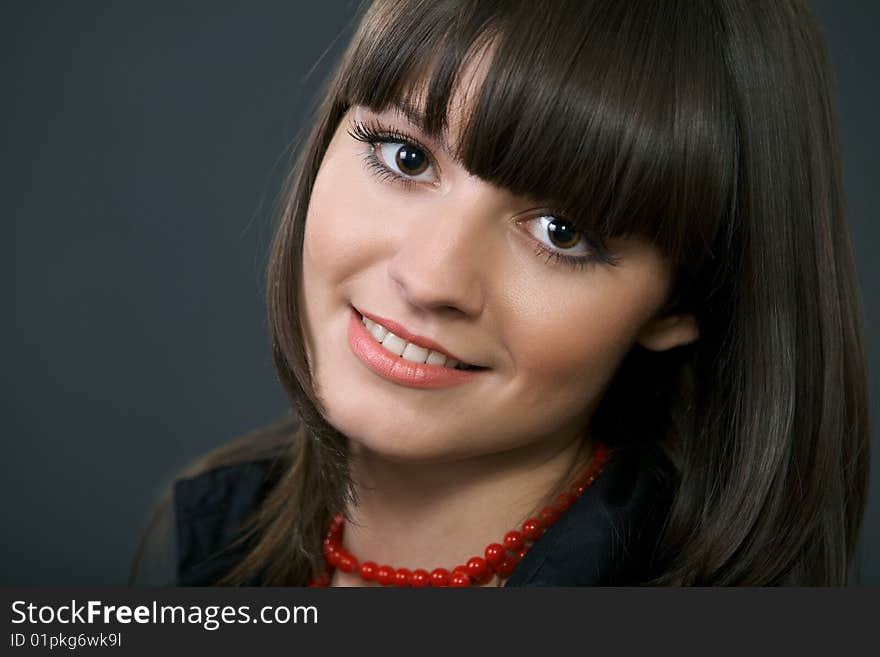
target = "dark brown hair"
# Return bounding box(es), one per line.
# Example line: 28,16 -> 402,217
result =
198,0 -> 868,585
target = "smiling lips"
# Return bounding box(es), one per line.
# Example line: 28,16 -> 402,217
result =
347,307 -> 486,388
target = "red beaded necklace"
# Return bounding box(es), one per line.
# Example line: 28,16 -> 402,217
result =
310,442 -> 610,587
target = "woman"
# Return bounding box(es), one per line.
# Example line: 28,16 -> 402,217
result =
132,0 -> 869,586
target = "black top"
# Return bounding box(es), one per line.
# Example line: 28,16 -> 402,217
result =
131,427 -> 675,587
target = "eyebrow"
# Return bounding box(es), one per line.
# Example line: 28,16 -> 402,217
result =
389,98 -> 428,129
386,99 -> 455,157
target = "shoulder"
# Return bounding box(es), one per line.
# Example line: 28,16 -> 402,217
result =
505,441 -> 676,587
130,413 -> 301,587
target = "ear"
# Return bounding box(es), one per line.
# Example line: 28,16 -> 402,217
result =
635,311 -> 700,352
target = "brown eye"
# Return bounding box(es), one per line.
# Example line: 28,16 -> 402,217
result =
546,218 -> 582,249
394,144 -> 428,176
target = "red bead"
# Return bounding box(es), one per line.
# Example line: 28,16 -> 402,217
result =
338,552 -> 358,573
430,568 -> 450,587
466,557 -> 489,581
503,531 -> 523,551
394,568 -> 412,586
522,518 -> 542,541
574,484 -> 587,496
358,561 -> 378,581
410,569 -> 431,587
555,492 -> 574,510
485,543 -> 506,566
327,547 -> 342,567
376,565 -> 395,586
539,506 -> 560,527
450,571 -> 472,587
518,546 -> 529,561
495,556 -> 517,578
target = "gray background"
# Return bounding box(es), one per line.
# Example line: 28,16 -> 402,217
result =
3,1 -> 877,585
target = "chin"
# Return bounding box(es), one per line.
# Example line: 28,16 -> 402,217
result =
320,398 -> 462,464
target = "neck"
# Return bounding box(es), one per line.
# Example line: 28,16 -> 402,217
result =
330,430 -> 592,587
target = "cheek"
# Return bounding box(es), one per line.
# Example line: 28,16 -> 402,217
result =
498,268 -> 667,417
304,160 -> 373,286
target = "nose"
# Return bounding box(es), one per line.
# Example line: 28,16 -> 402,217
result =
385,193 -> 494,318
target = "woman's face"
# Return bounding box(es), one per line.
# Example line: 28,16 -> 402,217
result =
301,101 -> 696,464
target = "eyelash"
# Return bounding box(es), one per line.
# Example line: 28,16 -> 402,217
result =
348,119 -> 436,191
347,118 -> 618,271
531,241 -> 618,271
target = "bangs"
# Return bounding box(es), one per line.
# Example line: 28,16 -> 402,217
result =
336,0 -> 739,268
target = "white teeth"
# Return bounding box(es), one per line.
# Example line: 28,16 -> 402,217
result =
425,350 -> 448,366
361,313 -> 473,369
380,332 -> 407,357
370,323 -> 388,342
401,343 -> 429,363
363,316 -> 389,342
